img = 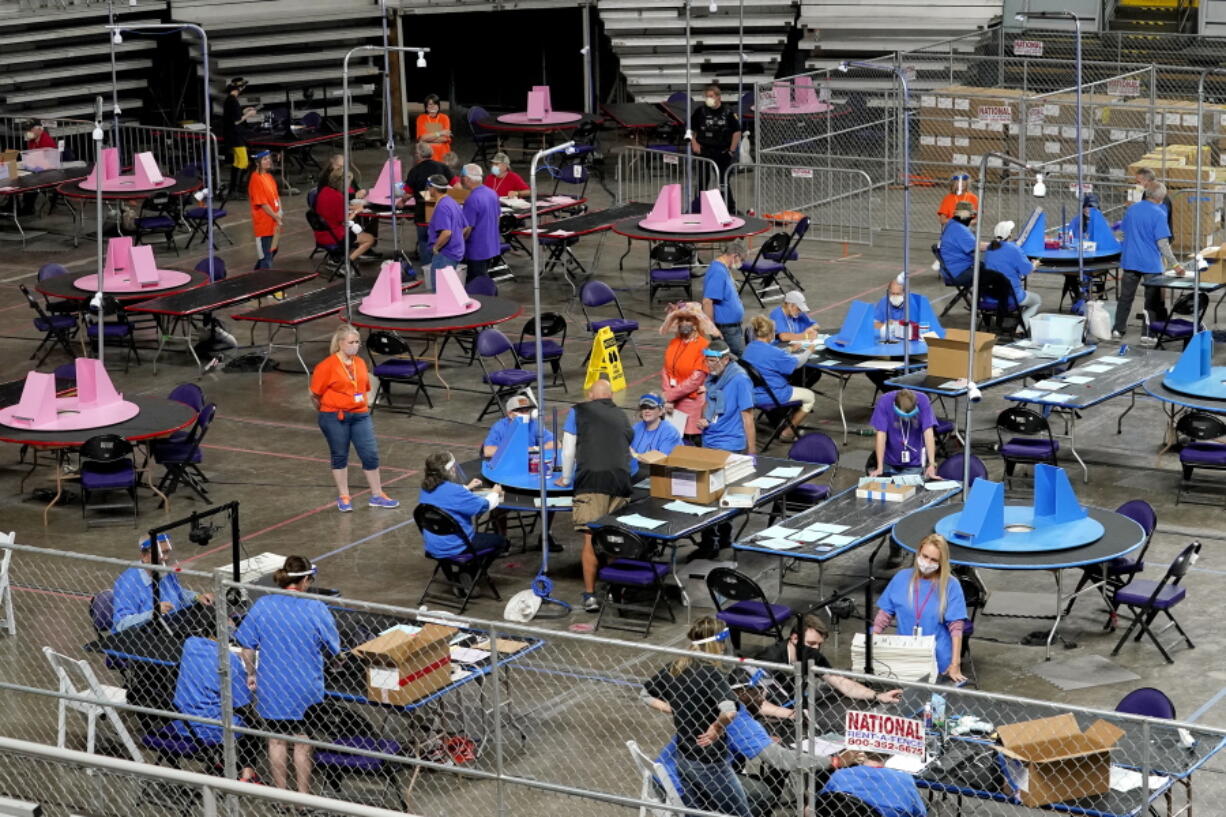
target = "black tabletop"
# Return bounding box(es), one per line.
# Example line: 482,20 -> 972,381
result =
601,103 -> 674,129
347,295 -> 522,333
125,270 -> 318,317
511,202 -> 653,237
35,269 -> 211,303
1003,349 -> 1178,410
1142,275 -> 1226,292
0,167 -> 88,193
1029,250 -> 1121,266
892,504 -> 1144,569
0,375 -> 73,407
592,455 -> 828,541
57,175 -> 203,200
611,215 -> 770,243
1143,374 -> 1226,414
233,277 -> 383,326
1034,260 -> 1121,275
886,345 -> 1096,397
478,113 -> 599,134
0,395 -> 196,447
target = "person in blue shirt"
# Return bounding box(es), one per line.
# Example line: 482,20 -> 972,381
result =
482,393 -> 554,458
1114,183 -> 1185,338
820,751 -> 927,817
172,630 -> 261,783
236,556 -> 341,795
872,533 -> 967,683
769,290 -> 818,342
872,276 -> 944,338
741,315 -> 816,441
694,339 -> 755,559
702,242 -> 748,357
112,534 -> 212,632
982,220 -> 1042,330
418,450 -> 506,564
937,200 -> 977,286
629,393 -> 683,477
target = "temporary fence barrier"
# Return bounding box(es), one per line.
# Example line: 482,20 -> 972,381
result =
725,164 -> 874,247
615,146 -> 722,208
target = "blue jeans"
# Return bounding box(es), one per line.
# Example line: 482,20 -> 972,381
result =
717,322 -> 745,357
254,234 -> 276,270
416,225 -> 433,265
429,253 -> 461,290
675,753 -> 751,817
317,411 -> 379,471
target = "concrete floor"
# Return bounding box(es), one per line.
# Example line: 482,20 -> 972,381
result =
1,131 -> 1225,815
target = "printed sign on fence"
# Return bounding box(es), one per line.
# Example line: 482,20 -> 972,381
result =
1107,78 -> 1141,98
1027,106 -> 1046,124
844,710 -> 926,758
977,106 -> 1013,124
1013,39 -> 1044,57
663,154 -> 679,166
791,168 -> 814,179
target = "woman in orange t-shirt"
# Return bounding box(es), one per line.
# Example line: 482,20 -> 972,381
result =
415,93 -> 452,163
937,173 -> 978,226
309,325 -> 399,513
659,302 -> 716,436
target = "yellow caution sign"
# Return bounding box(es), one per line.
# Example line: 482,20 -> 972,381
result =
583,326 -> 627,392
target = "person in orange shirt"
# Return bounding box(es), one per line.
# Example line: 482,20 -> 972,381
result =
247,151 -> 281,269
936,173 -> 978,226
309,325 -> 399,512
415,93 -> 452,162
659,302 -> 716,438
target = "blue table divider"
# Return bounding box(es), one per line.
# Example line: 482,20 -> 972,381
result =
1164,330 -> 1226,400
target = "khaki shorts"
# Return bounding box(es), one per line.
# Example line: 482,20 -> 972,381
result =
572,493 -> 628,531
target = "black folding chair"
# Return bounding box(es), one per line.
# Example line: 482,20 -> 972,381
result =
934,243 -> 972,316
591,527 -> 675,637
366,331 -> 433,415
739,358 -> 803,452
413,503 -> 501,614
20,283 -> 77,366
977,268 -> 1027,338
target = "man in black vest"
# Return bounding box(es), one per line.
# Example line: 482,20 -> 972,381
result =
690,83 -> 742,213
556,379 -> 634,612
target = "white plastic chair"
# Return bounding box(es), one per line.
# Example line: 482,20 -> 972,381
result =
626,739 -> 685,817
43,646 -> 143,762
0,531 -> 14,636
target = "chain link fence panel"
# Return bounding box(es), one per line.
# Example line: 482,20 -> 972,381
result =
726,163 -> 873,247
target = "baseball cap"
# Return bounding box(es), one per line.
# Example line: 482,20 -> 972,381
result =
506,394 -> 533,412
993,220 -> 1015,240
638,393 -> 664,409
703,339 -> 732,358
783,290 -> 808,311
491,152 -> 511,165
1082,192 -> 1101,209
954,200 -> 977,215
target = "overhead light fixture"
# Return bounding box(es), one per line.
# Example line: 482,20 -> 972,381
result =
416,50 -> 426,68
111,30 -> 123,44
1032,173 -> 1046,198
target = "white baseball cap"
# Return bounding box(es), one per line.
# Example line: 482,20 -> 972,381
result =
994,220 -> 1016,240
783,291 -> 808,311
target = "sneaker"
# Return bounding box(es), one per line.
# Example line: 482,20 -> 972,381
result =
369,493 -> 400,509
582,593 -> 600,613
1111,330 -> 1122,339
547,538 -> 563,553
337,495 -> 353,513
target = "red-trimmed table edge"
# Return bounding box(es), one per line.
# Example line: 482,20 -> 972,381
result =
35,269 -> 212,303
245,127 -> 369,149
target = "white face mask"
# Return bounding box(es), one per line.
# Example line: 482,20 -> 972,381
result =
889,294 -> 904,308
705,97 -> 719,109
916,557 -> 939,575
491,165 -> 504,177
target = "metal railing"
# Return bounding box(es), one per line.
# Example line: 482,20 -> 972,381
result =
614,146 -> 722,207
726,164 -> 874,246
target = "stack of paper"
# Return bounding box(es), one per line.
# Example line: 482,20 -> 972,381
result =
1097,356 -> 1129,365
662,500 -> 719,516
724,454 -> 757,484
616,513 -> 666,529
994,346 -> 1033,360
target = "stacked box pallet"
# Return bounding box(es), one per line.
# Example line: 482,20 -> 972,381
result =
915,86 -> 1020,181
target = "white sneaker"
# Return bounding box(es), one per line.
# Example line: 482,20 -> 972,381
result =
1110,330 -> 1122,339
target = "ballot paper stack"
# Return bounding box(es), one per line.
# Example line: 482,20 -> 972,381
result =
850,632 -> 937,682
723,453 -> 756,485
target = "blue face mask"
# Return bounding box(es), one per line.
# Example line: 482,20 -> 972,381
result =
893,403 -> 919,419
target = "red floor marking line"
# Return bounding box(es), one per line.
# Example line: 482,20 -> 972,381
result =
814,282 -> 889,315
199,443 -> 413,473
13,585 -> 92,601
180,469 -> 419,565
215,415 -> 468,448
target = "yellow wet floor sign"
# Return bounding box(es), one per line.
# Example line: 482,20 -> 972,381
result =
584,326 -> 626,391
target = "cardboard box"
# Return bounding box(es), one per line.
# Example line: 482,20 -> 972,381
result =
1199,245 -> 1226,284
352,623 -> 457,706
719,485 -> 760,509
641,447 -> 730,504
0,150 -> 18,185
855,481 -> 916,502
422,186 -> 471,223
926,328 -> 994,381
995,713 -> 1124,808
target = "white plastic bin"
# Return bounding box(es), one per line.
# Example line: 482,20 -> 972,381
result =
1030,313 -> 1085,346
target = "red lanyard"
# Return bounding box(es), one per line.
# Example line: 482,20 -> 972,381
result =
913,579 -> 937,625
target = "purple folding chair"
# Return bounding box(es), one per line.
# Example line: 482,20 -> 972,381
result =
592,527 -> 675,637
1111,541 -> 1199,664
1176,412 -> 1226,506
20,283 -> 77,367
79,434 -> 138,527
580,280 -> 642,365
994,406 -> 1058,488
1065,499 -> 1156,624
366,332 -> 432,415
1116,687 -> 1176,719
783,432 -> 839,512
474,329 -> 536,422
936,453 -> 989,483
706,567 -> 793,652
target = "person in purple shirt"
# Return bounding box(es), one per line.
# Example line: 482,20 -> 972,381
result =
460,163 -> 501,284
424,174 -> 466,289
868,388 -> 937,480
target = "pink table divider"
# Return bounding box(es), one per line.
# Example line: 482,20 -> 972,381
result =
130,245 -> 161,287
638,184 -> 744,233
358,261 -> 481,319
364,159 -> 405,207
0,358 -> 141,431
80,150 -> 176,192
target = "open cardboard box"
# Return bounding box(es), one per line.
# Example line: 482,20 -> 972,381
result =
352,623 -> 457,706
1199,245 -> 1226,284
0,150 -> 19,185
855,481 -> 916,502
995,713 -> 1124,807
640,447 -> 730,504
927,328 -> 995,381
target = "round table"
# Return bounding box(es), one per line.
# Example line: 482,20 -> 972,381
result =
1144,373 -> 1226,453
1030,252 -> 1121,310
35,269 -> 210,303
0,395 -> 197,524
56,175 -> 203,202
611,215 -> 770,244
346,296 -> 523,393
477,113 -> 600,137
892,503 -> 1145,657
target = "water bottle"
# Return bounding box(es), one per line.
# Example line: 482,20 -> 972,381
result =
528,447 -> 541,474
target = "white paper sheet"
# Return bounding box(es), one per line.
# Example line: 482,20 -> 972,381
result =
450,647 -> 491,664
937,379 -> 966,389
757,524 -> 797,540
744,476 -> 785,489
615,513 -> 667,529
1097,356 -> 1129,364
1040,393 -> 1074,403
992,359 -> 1021,369
924,480 -> 961,491
806,522 -> 850,534
823,534 -> 856,547
1009,389 -> 1045,400
1032,380 -> 1068,390
1081,364 -> 1113,373
662,500 -> 720,516
756,538 -> 803,550
767,466 -> 803,478
1109,766 -> 1169,792
858,360 -> 905,370
790,529 -> 827,543
1062,375 -> 1094,385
